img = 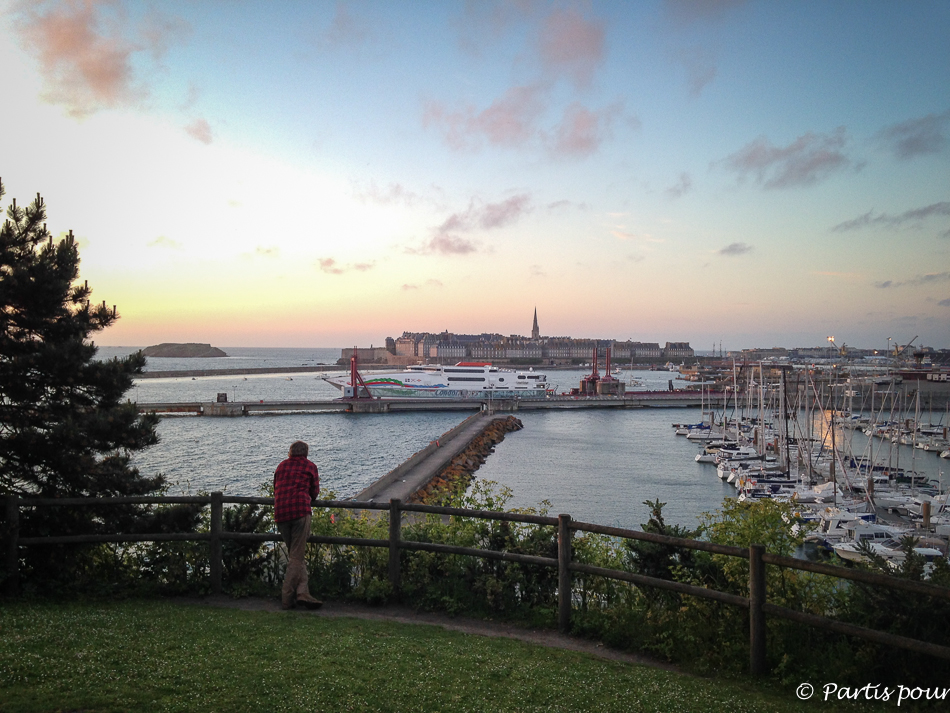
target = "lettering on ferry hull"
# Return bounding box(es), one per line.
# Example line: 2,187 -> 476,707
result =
366,387 -> 549,399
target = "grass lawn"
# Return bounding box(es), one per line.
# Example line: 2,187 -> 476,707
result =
0,599 -> 864,713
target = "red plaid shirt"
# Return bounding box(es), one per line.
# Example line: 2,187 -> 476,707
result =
273,456 -> 320,523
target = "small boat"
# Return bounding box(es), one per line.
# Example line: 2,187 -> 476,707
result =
715,444 -> 762,465
833,528 -> 943,572
694,441 -> 739,464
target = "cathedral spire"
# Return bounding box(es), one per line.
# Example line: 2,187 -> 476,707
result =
531,307 -> 540,340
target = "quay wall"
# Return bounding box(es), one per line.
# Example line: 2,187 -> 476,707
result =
135,391 -> 726,416
792,380 -> 950,410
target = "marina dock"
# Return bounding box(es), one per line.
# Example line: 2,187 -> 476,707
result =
135,390 -> 727,416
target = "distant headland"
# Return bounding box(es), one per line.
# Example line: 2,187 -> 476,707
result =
143,343 -> 228,358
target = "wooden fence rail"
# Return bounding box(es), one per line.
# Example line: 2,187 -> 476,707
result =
4,492 -> 950,674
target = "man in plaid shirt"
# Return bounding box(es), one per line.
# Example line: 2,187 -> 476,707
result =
274,440 -> 323,609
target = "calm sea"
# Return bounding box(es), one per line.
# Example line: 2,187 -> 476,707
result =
96,347 -> 947,530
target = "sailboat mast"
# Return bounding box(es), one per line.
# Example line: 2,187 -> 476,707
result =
781,367 -> 792,475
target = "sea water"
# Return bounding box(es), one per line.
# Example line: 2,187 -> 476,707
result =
97,347 -> 947,530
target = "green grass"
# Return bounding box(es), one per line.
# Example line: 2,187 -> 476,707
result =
0,599 -> 862,713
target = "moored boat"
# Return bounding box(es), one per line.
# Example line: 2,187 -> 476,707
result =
324,362 -> 552,398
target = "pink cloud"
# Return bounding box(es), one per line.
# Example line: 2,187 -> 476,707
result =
424,85 -> 546,150
409,194 -> 532,256
419,234 -> 478,256
678,46 -> 718,97
538,8 -> 605,88
547,199 -> 590,211
426,87 -> 624,159
665,172 -> 693,198
178,83 -> 201,111
16,0 -> 187,117
832,202 -> 950,233
479,194 -> 532,229
318,258 -> 344,274
438,194 -> 532,234
318,257 -> 375,274
477,86 -> 547,145
352,181 -> 421,207
19,0 -> 136,116
140,7 -> 189,60
401,279 -> 444,291
184,118 -> 212,144
718,242 -> 753,256
718,128 -> 853,189
320,2 -> 370,48
548,102 -> 620,157
875,111 -> 950,160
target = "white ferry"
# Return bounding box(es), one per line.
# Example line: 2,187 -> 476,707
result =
324,362 -> 553,399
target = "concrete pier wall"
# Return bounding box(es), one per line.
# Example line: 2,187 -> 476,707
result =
135,391 -> 728,417
354,413 -> 490,503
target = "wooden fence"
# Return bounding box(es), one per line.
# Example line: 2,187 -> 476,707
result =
4,493 -> 950,675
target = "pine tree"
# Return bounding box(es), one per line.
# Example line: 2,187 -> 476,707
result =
0,177 -> 178,586
0,176 -> 162,497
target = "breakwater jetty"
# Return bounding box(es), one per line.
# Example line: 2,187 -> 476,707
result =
138,365 -> 339,379
135,390 -> 727,417
353,413 -> 524,503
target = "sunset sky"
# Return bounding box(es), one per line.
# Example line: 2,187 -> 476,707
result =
1,1 -> 948,351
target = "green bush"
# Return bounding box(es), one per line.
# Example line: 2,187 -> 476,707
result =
396,482 -> 559,624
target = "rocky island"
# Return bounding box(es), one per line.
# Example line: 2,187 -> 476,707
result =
142,343 -> 228,358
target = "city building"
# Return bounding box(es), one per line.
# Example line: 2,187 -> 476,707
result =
344,310 -> 694,365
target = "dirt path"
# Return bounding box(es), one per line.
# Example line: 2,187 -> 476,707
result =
183,595 -> 680,672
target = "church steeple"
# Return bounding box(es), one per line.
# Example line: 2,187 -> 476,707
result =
531,307 -> 540,340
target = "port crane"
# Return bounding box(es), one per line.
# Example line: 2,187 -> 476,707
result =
893,336 -> 919,362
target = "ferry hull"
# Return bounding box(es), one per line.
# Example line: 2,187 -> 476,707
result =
359,386 -> 548,399
324,374 -> 549,399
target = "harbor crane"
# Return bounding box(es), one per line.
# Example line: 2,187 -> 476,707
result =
826,336 -> 849,359
893,336 -> 918,361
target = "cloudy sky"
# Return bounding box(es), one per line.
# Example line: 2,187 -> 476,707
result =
1,1 -> 948,351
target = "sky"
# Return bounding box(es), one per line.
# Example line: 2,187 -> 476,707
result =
1,0 -> 948,351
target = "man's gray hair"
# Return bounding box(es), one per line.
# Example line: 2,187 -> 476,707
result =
289,440 -> 309,458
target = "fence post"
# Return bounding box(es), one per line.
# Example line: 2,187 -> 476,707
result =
389,499 -> 402,594
210,492 -> 223,595
749,543 -> 767,676
4,496 -> 19,596
558,513 -> 572,634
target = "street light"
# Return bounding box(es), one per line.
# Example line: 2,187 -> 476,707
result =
887,337 -> 892,359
